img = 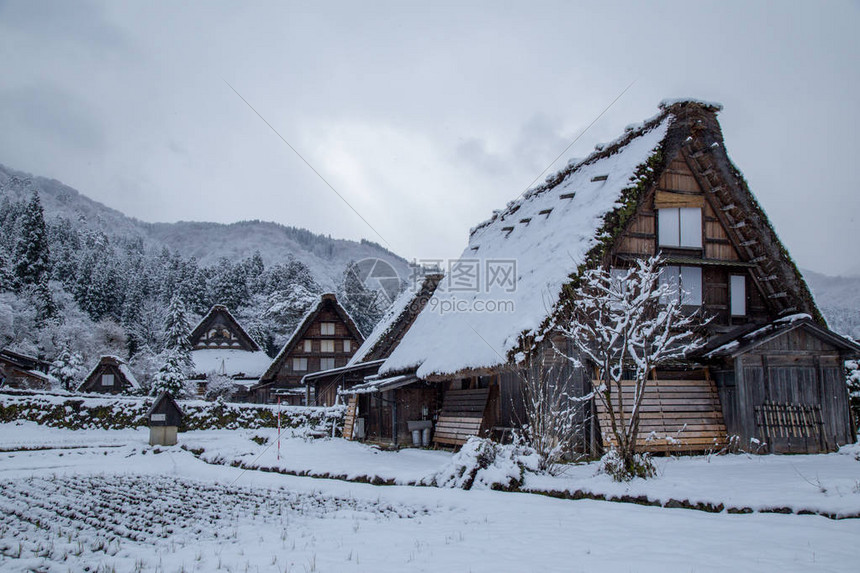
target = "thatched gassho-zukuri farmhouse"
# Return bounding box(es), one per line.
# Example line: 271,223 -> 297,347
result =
343,99 -> 858,453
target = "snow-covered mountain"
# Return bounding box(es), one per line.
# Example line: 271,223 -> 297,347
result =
801,269 -> 860,340
0,163 -> 411,289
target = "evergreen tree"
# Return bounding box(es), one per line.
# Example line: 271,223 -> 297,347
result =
121,276 -> 146,356
338,261 -> 384,336
152,350 -> 187,395
13,192 -> 51,289
163,294 -> 193,369
0,251 -> 14,293
32,276 -> 57,323
50,345 -> 84,391
209,258 -> 248,310
243,251 -> 265,295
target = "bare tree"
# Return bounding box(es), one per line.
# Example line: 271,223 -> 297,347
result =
519,350 -> 586,474
555,256 -> 705,479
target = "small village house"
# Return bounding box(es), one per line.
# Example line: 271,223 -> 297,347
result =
0,349 -> 56,390
302,273 -> 442,442
252,293 -> 364,404
188,304 -> 272,400
343,100 -> 859,454
77,355 -> 141,394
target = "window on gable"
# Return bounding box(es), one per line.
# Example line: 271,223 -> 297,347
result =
343,340 -> 351,353
730,274 -> 746,316
658,207 -> 702,248
292,358 -> 308,371
101,373 -> 114,387
659,265 -> 702,306
303,340 -> 312,352
320,340 -> 334,353
320,357 -> 336,370
320,322 -> 335,335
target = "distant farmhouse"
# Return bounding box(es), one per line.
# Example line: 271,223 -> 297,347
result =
252,293 -> 364,404
314,100 -> 859,454
78,355 -> 140,394
188,304 -> 272,399
0,349 -> 55,390
303,273 -> 442,440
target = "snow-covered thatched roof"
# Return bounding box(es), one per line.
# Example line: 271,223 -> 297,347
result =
347,273 -> 443,366
379,110 -> 673,380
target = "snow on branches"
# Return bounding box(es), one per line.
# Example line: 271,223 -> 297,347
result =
555,256 -> 706,479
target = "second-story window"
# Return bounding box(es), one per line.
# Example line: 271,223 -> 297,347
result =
320,340 -> 335,353
730,275 -> 746,316
659,265 -> 702,306
658,207 -> 702,248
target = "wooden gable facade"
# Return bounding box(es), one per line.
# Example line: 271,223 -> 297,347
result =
305,273 -> 443,411
189,305 -> 261,352
77,355 -> 140,394
252,293 -> 364,404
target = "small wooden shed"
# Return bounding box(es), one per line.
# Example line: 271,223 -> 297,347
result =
702,316 -> 860,453
148,392 -> 184,446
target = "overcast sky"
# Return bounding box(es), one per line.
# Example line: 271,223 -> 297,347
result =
1,1 -> 858,275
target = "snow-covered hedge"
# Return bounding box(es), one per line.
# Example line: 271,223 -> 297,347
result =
0,390 -> 345,433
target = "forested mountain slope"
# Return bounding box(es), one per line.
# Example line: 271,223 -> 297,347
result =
0,163 -> 411,289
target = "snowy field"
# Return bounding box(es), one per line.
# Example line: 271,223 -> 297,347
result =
1,424 -> 859,572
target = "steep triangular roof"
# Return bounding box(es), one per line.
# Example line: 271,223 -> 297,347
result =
189,304 -> 262,352
300,273 -> 443,385
147,391 -> 184,417
77,355 -> 140,391
380,100 -> 823,380
259,293 -> 364,382
348,273 -> 443,365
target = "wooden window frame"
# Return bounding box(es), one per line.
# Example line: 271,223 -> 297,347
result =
658,207 -> 702,249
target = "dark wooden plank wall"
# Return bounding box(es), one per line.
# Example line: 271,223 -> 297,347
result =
730,328 -> 853,452
497,339 -> 594,454
712,368 -> 740,439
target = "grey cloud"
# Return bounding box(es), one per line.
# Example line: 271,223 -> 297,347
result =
0,83 -> 105,151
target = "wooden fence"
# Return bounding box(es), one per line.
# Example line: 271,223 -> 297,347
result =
594,378 -> 727,453
754,401 -> 824,453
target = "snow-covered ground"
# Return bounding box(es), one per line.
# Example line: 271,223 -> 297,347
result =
1,424 -> 859,571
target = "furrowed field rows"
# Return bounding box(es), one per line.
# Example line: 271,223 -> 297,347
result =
0,474 -> 430,570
